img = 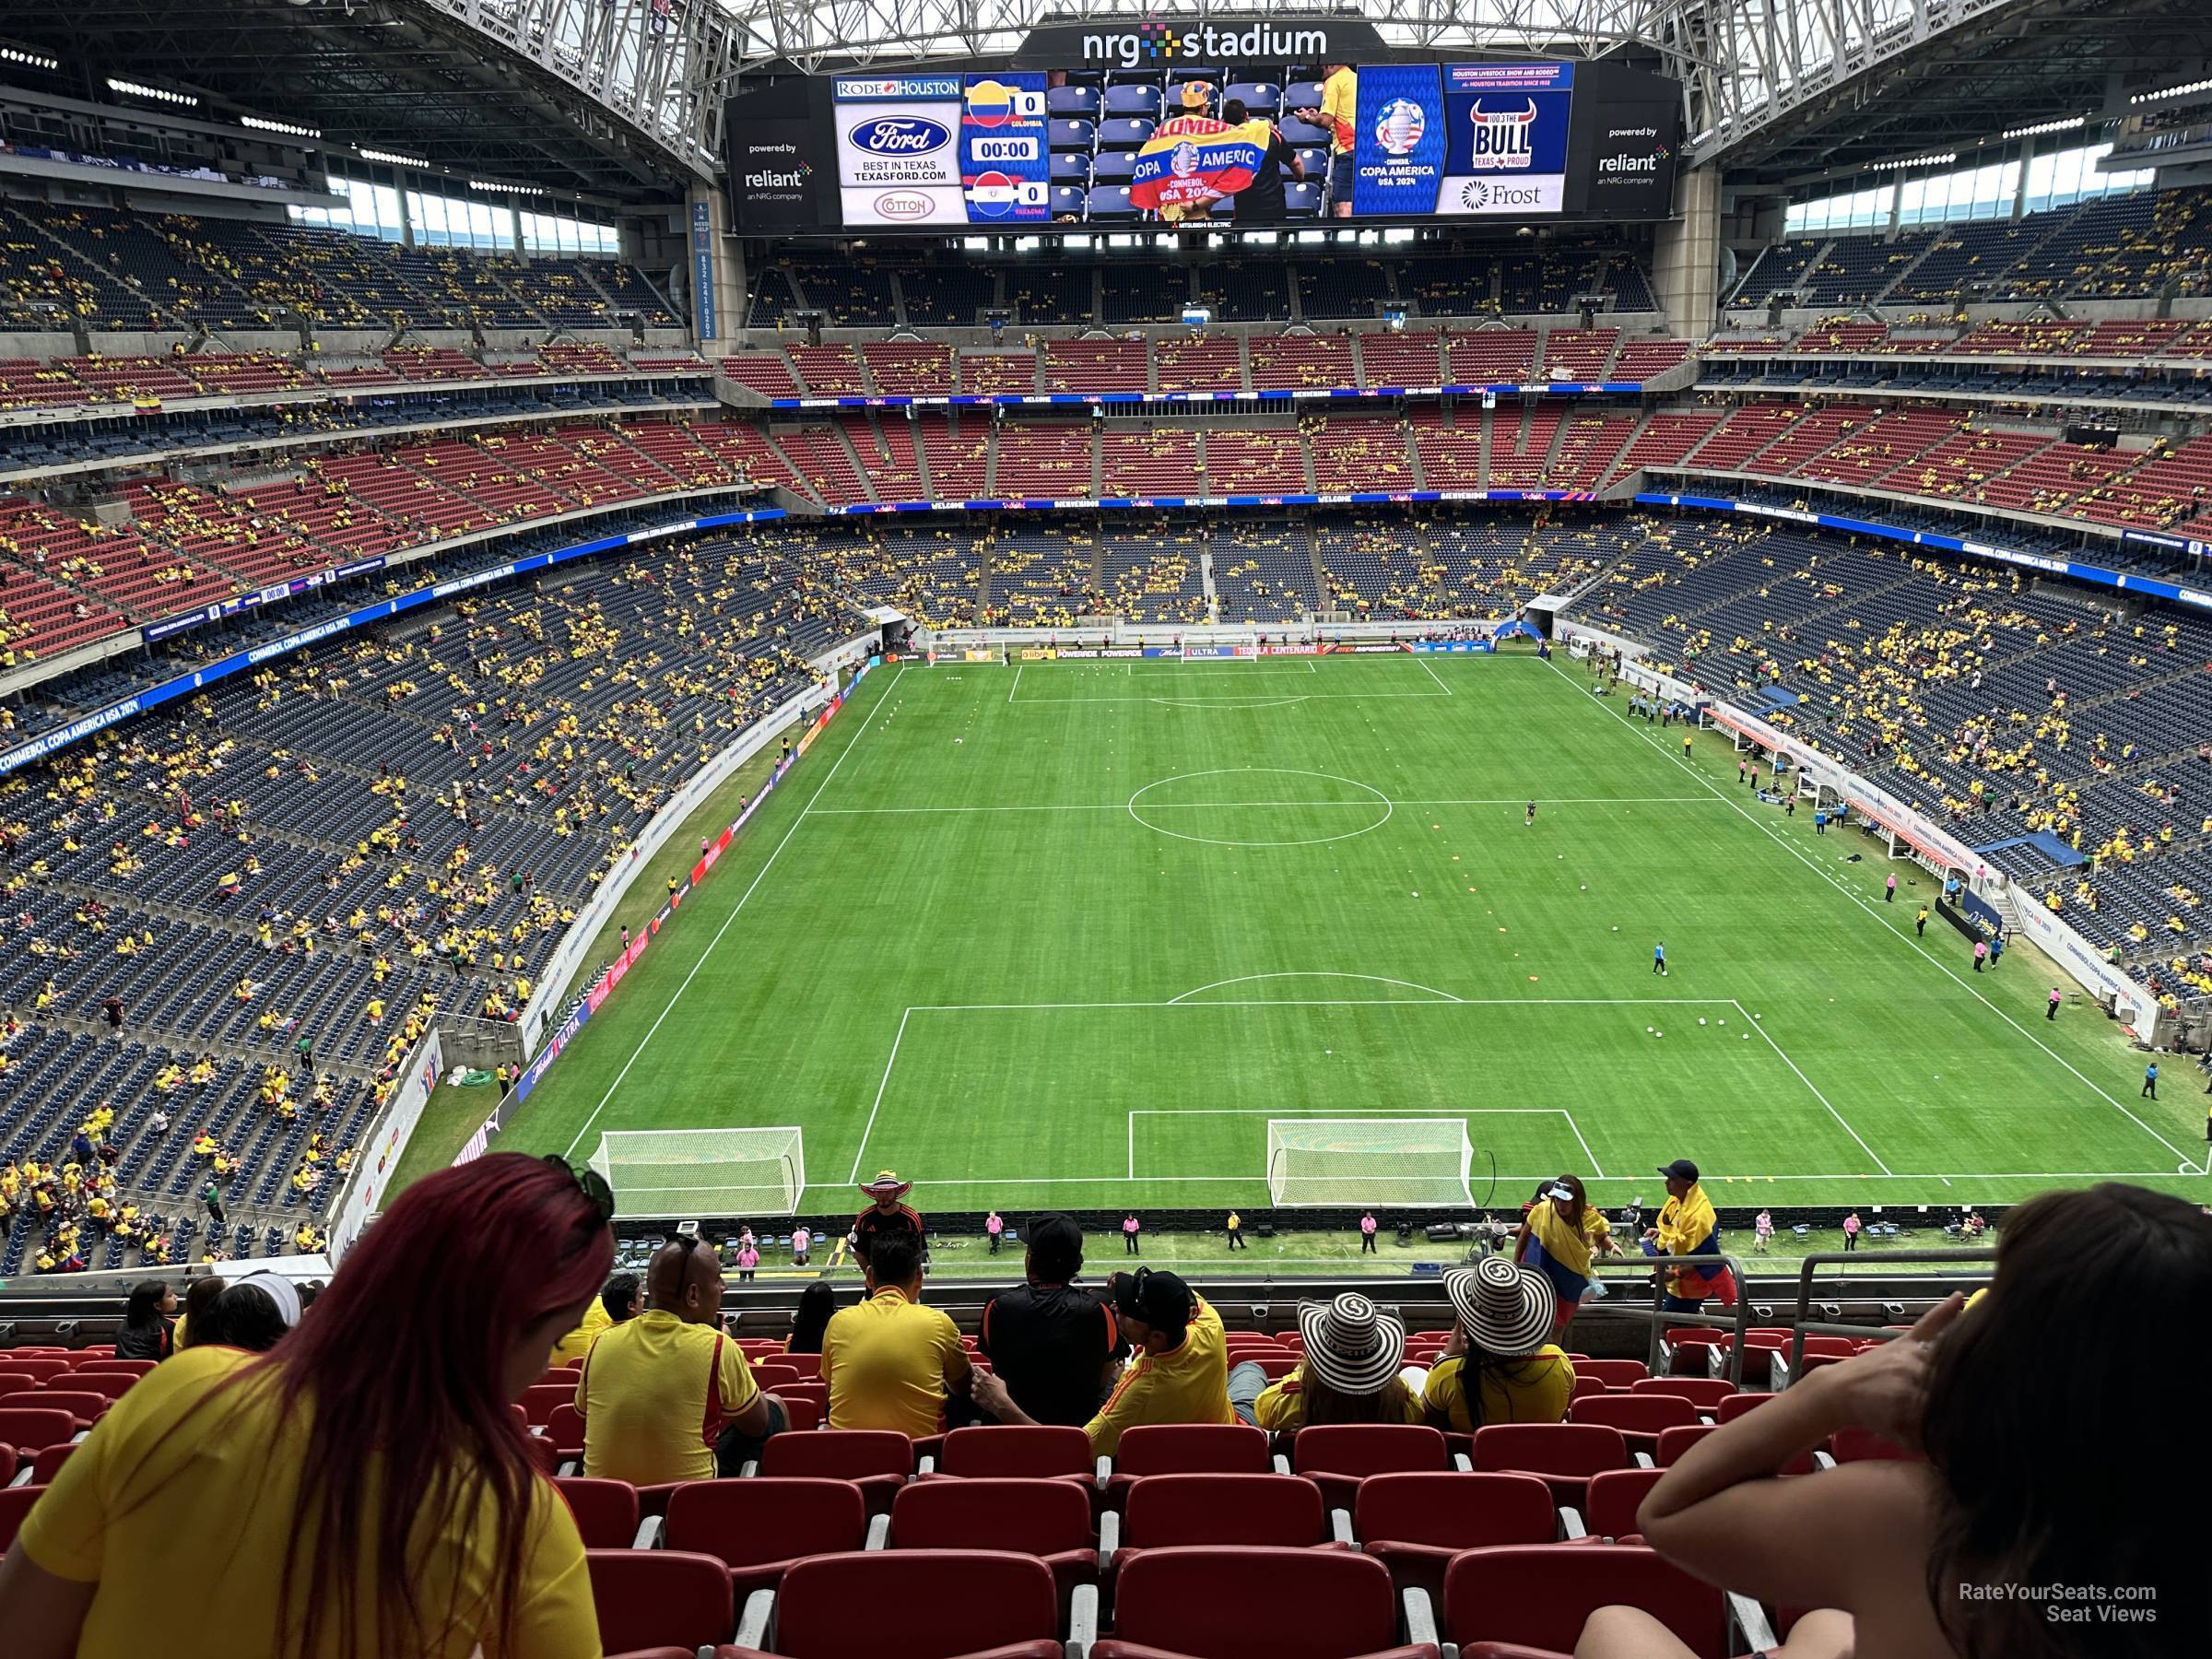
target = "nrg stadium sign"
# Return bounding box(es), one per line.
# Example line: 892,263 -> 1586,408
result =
1018,16 -> 1389,68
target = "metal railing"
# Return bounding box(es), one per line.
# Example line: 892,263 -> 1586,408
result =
1584,1253 -> 1757,1385
1790,1247 -> 1994,1370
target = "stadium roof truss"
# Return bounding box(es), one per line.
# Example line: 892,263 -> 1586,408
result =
18,0 -> 2197,204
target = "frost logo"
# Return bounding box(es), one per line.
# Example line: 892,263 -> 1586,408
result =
1373,99 -> 1427,157
853,116 -> 953,157
1467,100 -> 1538,170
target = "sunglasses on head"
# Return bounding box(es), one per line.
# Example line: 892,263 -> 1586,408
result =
542,1154 -> 617,1226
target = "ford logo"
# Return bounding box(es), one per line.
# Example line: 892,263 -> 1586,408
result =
854,117 -> 952,156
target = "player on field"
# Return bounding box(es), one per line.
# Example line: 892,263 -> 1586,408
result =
1524,800 -> 1536,828
1653,940 -> 1666,976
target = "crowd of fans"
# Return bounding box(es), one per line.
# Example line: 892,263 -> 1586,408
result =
0,1158 -> 2198,1656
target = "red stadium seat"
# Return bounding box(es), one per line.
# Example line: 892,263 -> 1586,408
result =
1631,1376 -> 1737,1410
0,1359 -> 70,1384
60,1373 -> 139,1402
1567,1359 -> 1647,1390
1470,1424 -> 1630,1508
722,1549 -> 1063,1659
1568,1375 -> 1611,1402
664,1477 -> 869,1595
0,1408 -> 78,1455
888,1477 -> 1097,1604
778,1395 -> 822,1433
758,1429 -> 909,1513
0,1391 -> 104,1430
775,1352 -> 821,1379
1715,1393 -> 1772,1423
1113,1473 -> 1333,1560
29,1442 -> 77,1486
1290,1424 -> 1451,1510
1092,1546 -> 1437,1659
70,1360 -> 155,1378
1569,1393 -> 1700,1453
0,1442 -> 14,1486
1584,1467 -> 1665,1539
587,1548 -> 734,1655
520,1382 -> 575,1427
552,1477 -> 642,1549
1352,1471 -> 1558,1597
1443,1544 -> 1728,1658
546,1404 -> 587,1460
1104,1424 -> 1270,1506
1654,1425 -> 1713,1467
935,1424 -> 1090,1479
1830,1427 -> 1923,1463
0,1485 -> 41,1551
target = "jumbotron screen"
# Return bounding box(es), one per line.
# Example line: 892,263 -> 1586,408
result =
725,46 -> 1679,235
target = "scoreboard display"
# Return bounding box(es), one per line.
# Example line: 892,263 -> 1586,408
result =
832,74 -> 1053,228
725,51 -> 1679,235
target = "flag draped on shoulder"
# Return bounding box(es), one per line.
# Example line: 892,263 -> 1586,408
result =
1127,114 -> 1274,220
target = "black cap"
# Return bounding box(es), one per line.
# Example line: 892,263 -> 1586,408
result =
1026,1213 -> 1084,1281
1111,1267 -> 1194,1335
1657,1159 -> 1700,1182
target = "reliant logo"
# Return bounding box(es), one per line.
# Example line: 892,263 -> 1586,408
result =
747,168 -> 805,191
1081,18 -> 1329,67
1598,152 -> 1661,173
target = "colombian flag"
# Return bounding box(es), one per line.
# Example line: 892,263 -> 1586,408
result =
1127,114 -> 1274,220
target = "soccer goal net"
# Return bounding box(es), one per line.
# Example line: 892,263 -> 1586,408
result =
1265,1118 -> 1474,1208
587,1127 -> 805,1218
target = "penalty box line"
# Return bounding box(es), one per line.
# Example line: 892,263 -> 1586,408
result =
846,993 -> 1870,1191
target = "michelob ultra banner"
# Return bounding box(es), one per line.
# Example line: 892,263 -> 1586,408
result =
1128,113 -> 1274,220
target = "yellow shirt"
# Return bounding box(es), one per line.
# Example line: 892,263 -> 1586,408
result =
1653,1182 -> 1719,1300
1318,66 -> 1359,154
1253,1363 -> 1424,1433
18,1346 -> 595,1658
1421,1346 -> 1576,1431
576,1308 -> 757,1484
552,1297 -> 610,1363
822,1286 -> 969,1438
1085,1296 -> 1234,1456
1526,1201 -> 1611,1281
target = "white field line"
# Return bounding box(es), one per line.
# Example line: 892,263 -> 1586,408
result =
806,795 -> 1721,817
559,665 -> 905,1160
1730,998 -> 1892,1177
1415,655 -> 1454,696
1545,655 -> 2197,1171
845,1006 -> 912,1185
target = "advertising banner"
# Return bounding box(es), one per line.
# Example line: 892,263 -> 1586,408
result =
1349,64 -> 1448,218
1437,61 -> 1573,218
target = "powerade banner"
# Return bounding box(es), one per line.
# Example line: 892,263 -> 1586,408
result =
834,74 -> 1046,226
1129,112 -> 1273,220
1439,62 -> 1573,218
1348,64 -> 1448,218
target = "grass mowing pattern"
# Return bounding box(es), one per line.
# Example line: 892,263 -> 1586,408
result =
502,652 -> 2205,1213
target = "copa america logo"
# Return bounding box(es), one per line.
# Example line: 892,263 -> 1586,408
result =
1373,98 -> 1426,156
1467,99 -> 1538,169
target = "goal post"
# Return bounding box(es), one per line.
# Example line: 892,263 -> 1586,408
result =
586,1127 -> 805,1218
1265,1117 -> 1475,1208
924,641 -> 1006,665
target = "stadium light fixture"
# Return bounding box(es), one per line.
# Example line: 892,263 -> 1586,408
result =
241,114 -> 321,139
2001,114 -> 2085,140
107,76 -> 197,107
469,178 -> 545,196
359,146 -> 428,168
1,45 -> 60,71
1868,150 -> 1956,171
2132,76 -> 2212,106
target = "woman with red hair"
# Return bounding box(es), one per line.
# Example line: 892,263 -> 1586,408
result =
0,1152 -> 616,1658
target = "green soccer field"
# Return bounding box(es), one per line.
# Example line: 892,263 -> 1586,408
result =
501,650 -> 2207,1218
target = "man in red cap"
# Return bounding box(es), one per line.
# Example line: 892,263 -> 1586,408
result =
851,1168 -> 926,1272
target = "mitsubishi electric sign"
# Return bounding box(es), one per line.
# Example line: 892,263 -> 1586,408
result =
1016,16 -> 1389,67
